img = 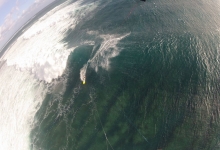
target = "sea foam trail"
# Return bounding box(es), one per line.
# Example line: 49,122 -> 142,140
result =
80,33 -> 130,83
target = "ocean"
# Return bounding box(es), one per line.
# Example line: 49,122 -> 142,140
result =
0,0 -> 220,149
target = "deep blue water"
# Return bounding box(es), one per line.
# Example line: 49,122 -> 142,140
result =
30,0 -> 220,149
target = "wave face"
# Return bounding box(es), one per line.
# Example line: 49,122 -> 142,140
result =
1,0 -> 220,149
0,0 -> 99,149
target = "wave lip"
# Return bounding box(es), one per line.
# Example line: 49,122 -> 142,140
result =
1,0 -> 98,83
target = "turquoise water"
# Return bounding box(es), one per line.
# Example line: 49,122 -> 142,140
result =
30,0 -> 220,149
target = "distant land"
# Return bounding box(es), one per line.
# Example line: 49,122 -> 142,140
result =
0,0 -> 66,58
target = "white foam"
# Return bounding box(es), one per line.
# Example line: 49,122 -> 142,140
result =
80,33 -> 130,83
1,0 -> 98,83
0,64 -> 47,150
80,63 -> 88,83
92,33 -> 130,70
0,1 -> 99,149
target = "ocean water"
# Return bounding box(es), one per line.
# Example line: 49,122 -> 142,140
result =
0,0 -> 220,149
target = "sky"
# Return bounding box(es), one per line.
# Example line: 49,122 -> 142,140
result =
0,0 -> 56,51
0,0 -> 34,25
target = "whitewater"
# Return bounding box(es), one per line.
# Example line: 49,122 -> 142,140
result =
0,0 -> 124,149
1,0 -> 220,149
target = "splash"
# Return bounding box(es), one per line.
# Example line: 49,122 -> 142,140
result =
80,33 -> 130,84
